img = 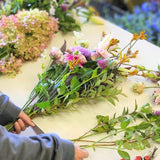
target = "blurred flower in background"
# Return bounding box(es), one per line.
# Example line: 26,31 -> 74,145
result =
104,0 -> 160,47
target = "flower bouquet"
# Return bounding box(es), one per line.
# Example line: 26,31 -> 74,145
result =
6,30 -> 151,123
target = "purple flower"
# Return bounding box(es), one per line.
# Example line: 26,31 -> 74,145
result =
153,110 -> 160,116
61,4 -> 68,12
72,46 -> 91,60
97,59 -> 108,70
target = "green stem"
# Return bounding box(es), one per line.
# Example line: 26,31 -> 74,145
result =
80,129 -> 125,149
71,132 -> 100,142
59,68 -> 106,100
144,86 -> 160,89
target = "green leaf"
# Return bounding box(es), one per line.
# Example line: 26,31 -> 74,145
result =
123,142 -> 133,150
118,149 -> 130,160
106,97 -> 116,106
92,126 -> 105,133
141,103 -> 152,114
57,84 -> 66,95
96,115 -> 104,125
102,116 -> 109,123
122,107 -> 129,115
53,97 -> 60,105
158,64 -> 160,71
36,101 -> 50,109
124,129 -> 134,140
70,76 -> 81,91
92,68 -> 98,78
142,139 -> 150,148
95,79 -> 101,86
120,118 -> 130,129
135,122 -> 152,130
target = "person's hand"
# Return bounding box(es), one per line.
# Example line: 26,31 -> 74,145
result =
74,145 -> 89,160
13,111 -> 35,134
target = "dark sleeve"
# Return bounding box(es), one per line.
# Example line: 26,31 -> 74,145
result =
0,125 -> 74,160
0,93 -> 21,125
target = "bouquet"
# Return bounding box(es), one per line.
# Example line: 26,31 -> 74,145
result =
7,30 -> 151,120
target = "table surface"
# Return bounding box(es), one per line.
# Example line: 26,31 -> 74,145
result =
0,20 -> 160,160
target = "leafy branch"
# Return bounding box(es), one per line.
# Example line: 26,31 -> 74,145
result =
72,102 -> 160,159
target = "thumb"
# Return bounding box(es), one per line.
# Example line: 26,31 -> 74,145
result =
80,149 -> 89,158
18,111 -> 35,127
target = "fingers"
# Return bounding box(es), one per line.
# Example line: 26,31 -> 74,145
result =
14,119 -> 26,134
18,111 -> 35,127
74,145 -> 89,160
13,111 -> 35,134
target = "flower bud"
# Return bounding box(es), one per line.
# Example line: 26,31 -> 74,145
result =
61,4 -> 68,12
89,16 -> 104,25
153,110 -> 160,116
144,155 -> 150,160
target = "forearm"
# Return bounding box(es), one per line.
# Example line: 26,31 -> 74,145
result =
0,93 -> 21,125
0,125 -> 74,160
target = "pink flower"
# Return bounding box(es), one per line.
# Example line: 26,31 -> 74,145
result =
96,48 -> 109,58
64,52 -> 87,68
64,53 -> 73,62
153,110 -> 160,116
153,89 -> 160,105
91,51 -> 100,60
49,47 -> 64,64
72,46 -> 91,60
75,53 -> 87,64
97,59 -> 108,70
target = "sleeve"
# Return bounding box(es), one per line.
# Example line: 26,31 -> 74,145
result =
0,125 -> 75,160
0,93 -> 21,125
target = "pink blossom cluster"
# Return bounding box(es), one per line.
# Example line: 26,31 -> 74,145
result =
0,54 -> 23,76
50,32 -> 118,70
0,9 -> 58,76
49,33 -> 119,71
49,46 -> 88,68
152,89 -> 160,105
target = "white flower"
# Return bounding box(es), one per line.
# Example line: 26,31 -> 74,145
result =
49,5 -> 55,16
73,31 -> 89,48
97,33 -> 113,50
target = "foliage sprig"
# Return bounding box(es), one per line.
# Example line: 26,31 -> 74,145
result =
72,102 -> 160,160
